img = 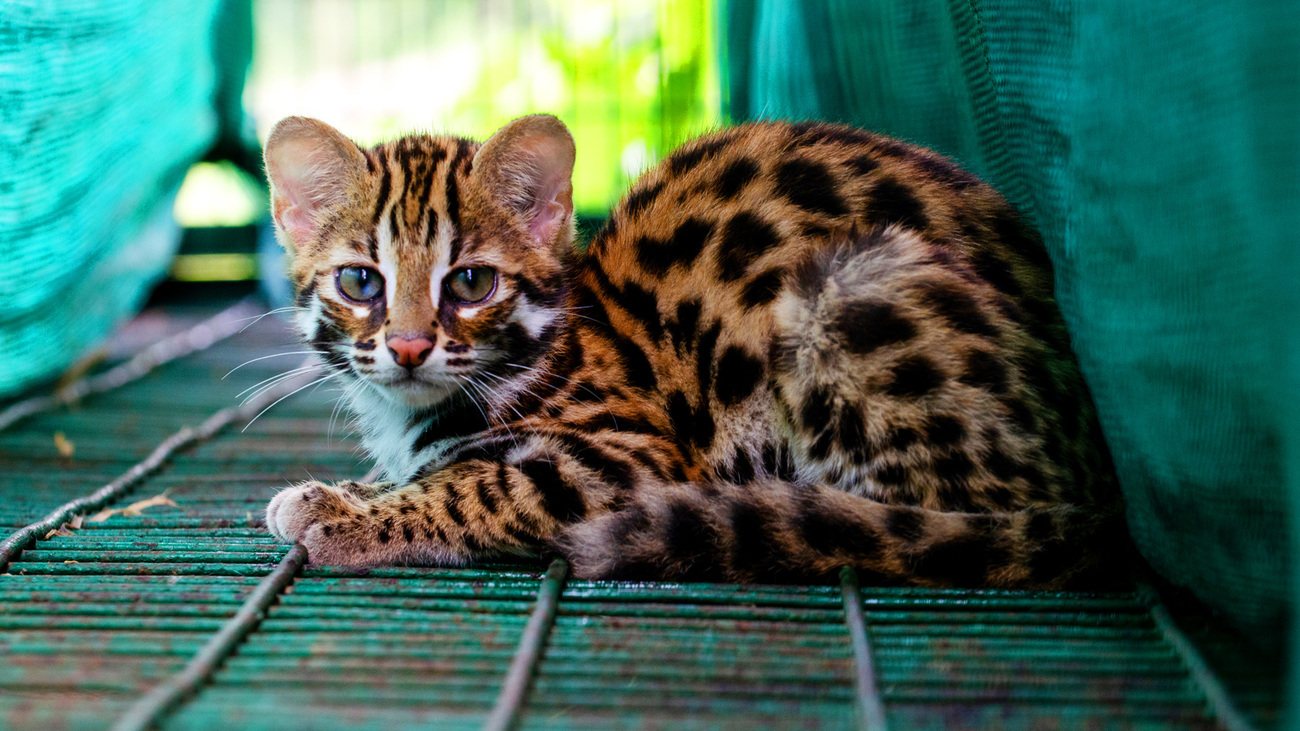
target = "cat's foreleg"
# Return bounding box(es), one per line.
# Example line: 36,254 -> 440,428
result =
334,479 -> 395,500
265,459 -> 573,565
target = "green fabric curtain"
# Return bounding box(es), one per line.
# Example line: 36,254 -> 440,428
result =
0,0 -> 254,396
727,0 -> 1298,713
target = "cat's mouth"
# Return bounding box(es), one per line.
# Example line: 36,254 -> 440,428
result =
369,370 -> 460,409
383,372 -> 424,387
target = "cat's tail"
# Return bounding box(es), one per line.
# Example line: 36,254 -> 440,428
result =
552,480 -> 1128,589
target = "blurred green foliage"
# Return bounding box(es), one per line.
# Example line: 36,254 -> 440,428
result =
245,0 -> 722,216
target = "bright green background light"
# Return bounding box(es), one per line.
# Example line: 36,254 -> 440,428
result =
245,0 -> 722,217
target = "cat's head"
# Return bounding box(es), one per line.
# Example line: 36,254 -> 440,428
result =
264,115 -> 576,410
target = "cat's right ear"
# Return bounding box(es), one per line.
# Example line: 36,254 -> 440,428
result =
264,117 -> 368,251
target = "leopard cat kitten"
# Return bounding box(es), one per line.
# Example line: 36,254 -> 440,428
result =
262,114 -> 1123,587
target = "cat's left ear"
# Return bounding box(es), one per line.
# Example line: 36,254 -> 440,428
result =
473,114 -> 575,246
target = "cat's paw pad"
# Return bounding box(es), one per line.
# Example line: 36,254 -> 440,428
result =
265,481 -> 362,544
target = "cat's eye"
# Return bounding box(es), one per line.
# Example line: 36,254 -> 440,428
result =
445,267 -> 497,304
337,266 -> 385,303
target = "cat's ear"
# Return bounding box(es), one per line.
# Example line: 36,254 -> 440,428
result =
473,114 -> 575,246
264,116 -> 368,251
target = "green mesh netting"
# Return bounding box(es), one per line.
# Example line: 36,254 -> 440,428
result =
0,0 -> 251,396
728,0 -> 1299,713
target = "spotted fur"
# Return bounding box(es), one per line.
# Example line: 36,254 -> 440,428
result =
263,115 -> 1123,588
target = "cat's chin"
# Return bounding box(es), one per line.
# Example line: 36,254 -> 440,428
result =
370,376 -> 460,410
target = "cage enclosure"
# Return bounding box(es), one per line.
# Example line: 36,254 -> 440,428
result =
0,0 -> 1294,729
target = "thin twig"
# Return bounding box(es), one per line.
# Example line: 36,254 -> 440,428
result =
0,368 -> 323,572
0,298 -> 265,432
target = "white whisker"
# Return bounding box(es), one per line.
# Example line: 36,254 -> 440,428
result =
329,377 -> 364,441
237,305 -> 306,333
471,371 -> 549,456
502,361 -> 619,427
237,365 -> 320,403
462,376 -> 521,455
242,372 -> 341,433
223,351 -> 318,379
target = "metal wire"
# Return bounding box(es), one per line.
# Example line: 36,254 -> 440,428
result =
111,544 -> 309,731
0,367 -> 322,572
484,558 -> 570,731
840,567 -> 889,731
0,297 -> 264,432
1138,581 -> 1257,731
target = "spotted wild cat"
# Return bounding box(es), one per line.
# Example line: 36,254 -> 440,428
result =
262,114 -> 1122,587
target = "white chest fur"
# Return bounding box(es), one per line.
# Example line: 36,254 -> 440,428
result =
346,386 -> 461,483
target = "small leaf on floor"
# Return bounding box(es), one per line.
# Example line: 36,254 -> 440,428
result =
43,525 -> 76,539
53,432 -> 74,458
86,493 -> 180,523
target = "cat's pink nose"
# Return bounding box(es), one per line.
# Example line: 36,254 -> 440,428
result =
387,336 -> 433,368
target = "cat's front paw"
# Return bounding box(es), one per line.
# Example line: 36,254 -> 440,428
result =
265,482 -> 370,562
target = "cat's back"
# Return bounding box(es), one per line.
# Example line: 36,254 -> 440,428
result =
571,120 -> 1112,507
580,121 -> 1059,340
